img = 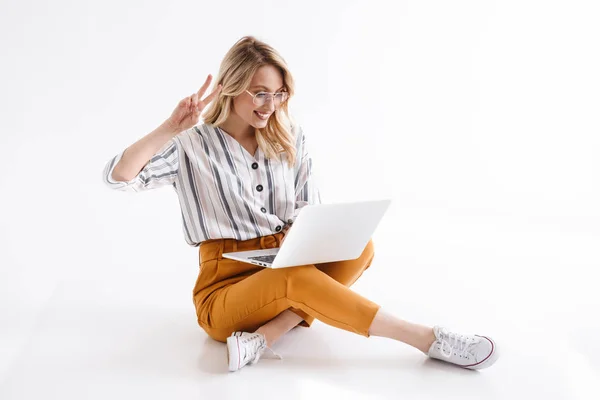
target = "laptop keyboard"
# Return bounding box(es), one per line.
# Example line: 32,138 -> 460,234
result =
247,255 -> 277,264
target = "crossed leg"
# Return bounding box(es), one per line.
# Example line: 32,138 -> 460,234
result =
199,240 -> 377,341
199,239 -> 435,353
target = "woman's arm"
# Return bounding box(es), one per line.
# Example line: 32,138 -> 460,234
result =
111,121 -> 180,182
111,74 -> 222,182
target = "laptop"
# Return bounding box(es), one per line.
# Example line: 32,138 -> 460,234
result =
222,199 -> 391,268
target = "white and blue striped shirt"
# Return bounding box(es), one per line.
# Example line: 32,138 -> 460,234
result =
102,123 -> 321,247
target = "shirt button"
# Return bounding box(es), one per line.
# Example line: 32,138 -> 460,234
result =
275,225 -> 282,232
256,184 -> 263,192
261,207 -> 267,213
252,162 -> 259,169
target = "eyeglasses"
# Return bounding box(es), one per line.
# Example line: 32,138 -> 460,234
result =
245,90 -> 289,107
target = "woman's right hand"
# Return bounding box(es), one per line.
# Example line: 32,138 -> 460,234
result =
165,74 -> 222,133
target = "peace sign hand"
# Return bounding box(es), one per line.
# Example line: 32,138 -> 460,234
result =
166,74 -> 222,133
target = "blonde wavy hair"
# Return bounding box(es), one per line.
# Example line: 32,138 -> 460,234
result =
202,36 -> 297,165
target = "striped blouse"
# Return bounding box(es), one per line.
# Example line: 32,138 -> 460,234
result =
102,122 -> 321,247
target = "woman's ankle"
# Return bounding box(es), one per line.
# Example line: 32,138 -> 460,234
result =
254,327 -> 273,347
416,327 -> 436,354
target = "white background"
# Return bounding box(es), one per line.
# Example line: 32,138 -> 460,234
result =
1,0 -> 599,398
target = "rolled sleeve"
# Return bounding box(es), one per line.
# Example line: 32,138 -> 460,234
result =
102,139 -> 179,192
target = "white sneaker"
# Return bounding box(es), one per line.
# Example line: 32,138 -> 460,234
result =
427,326 -> 499,370
226,332 -> 282,372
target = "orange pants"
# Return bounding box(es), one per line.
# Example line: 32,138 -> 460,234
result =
192,232 -> 381,343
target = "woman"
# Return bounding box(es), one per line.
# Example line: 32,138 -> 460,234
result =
103,36 -> 499,372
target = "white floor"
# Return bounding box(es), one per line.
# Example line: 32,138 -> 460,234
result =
1,212 -> 599,399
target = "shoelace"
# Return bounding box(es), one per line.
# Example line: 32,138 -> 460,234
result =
239,333 -> 267,365
261,346 -> 283,361
235,332 -> 284,366
438,329 -> 478,359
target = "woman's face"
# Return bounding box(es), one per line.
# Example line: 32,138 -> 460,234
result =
232,64 -> 285,130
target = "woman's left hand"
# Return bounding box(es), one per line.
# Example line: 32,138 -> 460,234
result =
280,224 -> 291,245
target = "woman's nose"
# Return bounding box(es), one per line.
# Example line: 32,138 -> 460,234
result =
264,97 -> 276,111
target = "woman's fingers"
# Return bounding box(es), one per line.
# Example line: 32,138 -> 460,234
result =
197,74 -> 213,98
280,225 -> 291,245
201,84 -> 222,105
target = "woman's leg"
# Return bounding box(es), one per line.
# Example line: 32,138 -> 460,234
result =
245,238 -> 434,352
200,264 -> 381,342
285,239 -> 376,329
255,309 -> 304,346
198,238 -> 378,342
199,236 -> 433,353
255,239 -> 377,347
315,239 -> 375,286
254,306 -> 435,353
368,308 -> 436,353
